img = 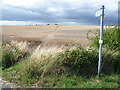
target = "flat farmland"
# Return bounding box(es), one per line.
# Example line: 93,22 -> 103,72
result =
1,25 -> 99,46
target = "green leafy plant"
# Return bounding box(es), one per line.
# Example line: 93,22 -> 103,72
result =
59,47 -> 120,76
59,47 -> 98,75
87,26 -> 120,50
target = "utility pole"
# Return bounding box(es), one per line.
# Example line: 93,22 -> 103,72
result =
96,5 -> 105,78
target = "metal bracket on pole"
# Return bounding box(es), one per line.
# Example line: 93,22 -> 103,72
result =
99,40 -> 103,44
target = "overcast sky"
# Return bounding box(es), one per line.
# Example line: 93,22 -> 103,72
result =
0,0 -> 119,25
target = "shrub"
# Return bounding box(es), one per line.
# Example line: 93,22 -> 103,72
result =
58,47 -> 98,75
87,26 -> 120,50
102,49 -> 120,74
59,47 -> 120,75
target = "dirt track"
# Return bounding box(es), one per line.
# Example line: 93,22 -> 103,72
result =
1,25 -> 99,46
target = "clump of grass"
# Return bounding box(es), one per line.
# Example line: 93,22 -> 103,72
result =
2,45 -> 69,87
10,41 -> 28,53
2,41 -> 30,69
18,45 -> 67,79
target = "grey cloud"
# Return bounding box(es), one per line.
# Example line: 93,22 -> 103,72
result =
2,1 -> 118,25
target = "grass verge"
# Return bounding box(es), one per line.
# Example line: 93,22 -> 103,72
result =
2,43 -> 120,88
2,66 -> 119,88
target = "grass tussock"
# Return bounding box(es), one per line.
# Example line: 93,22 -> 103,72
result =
20,45 -> 66,79
1,41 -> 30,69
